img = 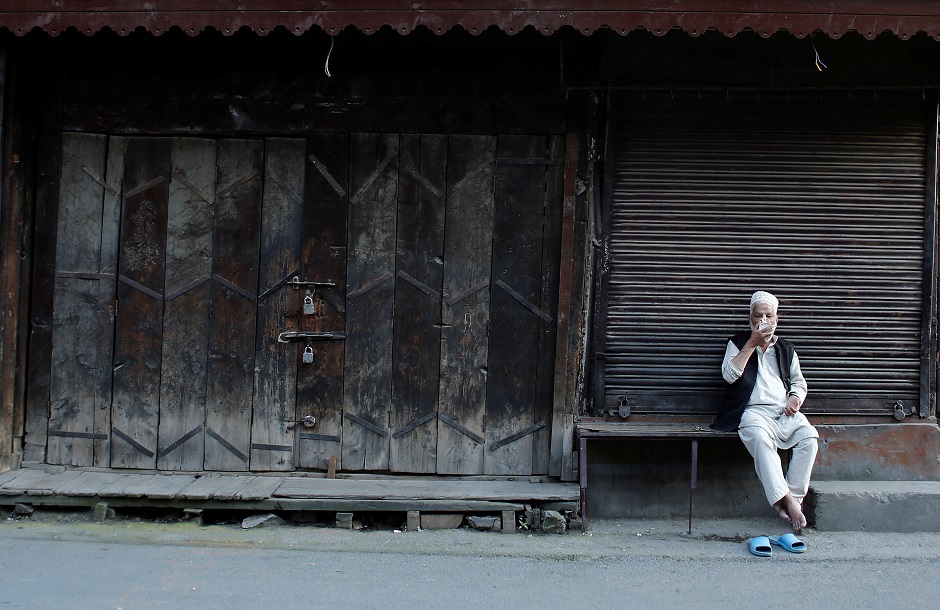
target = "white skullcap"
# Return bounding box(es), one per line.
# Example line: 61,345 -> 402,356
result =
750,290 -> 779,313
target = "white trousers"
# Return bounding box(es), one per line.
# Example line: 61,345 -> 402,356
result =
738,425 -> 818,506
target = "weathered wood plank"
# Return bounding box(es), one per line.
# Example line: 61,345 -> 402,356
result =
97,473 -> 199,499
45,471 -> 130,497
207,475 -> 259,500
48,133 -> 110,467
0,49 -> 7,472
0,49 -> 22,473
437,135 -> 496,474
176,473 -> 239,500
111,137 -> 170,469
342,133 -> 399,471
0,468 -> 24,487
0,467 -> 43,492
51,133 -> 109,279
205,139 -> 263,472
270,498 -> 527,512
143,474 -> 199,499
95,137 -> 127,467
296,134 -> 349,471
23,89 -> 63,463
157,138 -> 217,471
561,118 -> 595,481
390,134 -> 446,473
273,477 -> 578,501
45,136 -> 106,466
250,138 -> 305,471
0,494 -> 528,513
24,470 -> 84,496
98,473 -> 161,498
532,135 -> 565,474
100,473 -> 192,499
5,71 -> 32,473
484,136 -> 550,475
47,280 -> 110,467
0,468 -> 50,495
233,475 -> 283,501
551,132 -> 580,478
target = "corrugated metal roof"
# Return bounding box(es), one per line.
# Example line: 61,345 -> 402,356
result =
2,1 -> 940,40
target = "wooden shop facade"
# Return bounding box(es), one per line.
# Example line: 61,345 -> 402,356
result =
1,3 -> 939,498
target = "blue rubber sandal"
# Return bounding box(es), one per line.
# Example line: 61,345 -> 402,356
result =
769,533 -> 806,553
748,536 -> 772,557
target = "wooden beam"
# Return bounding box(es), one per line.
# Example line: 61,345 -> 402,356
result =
920,91 -> 939,419
5,54 -> 31,473
0,494 -> 527,513
549,131 -> 579,478
0,45 -> 11,472
6,2 -> 940,41
561,90 -> 602,481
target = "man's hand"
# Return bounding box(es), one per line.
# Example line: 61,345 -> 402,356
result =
746,326 -> 774,350
784,395 -> 801,416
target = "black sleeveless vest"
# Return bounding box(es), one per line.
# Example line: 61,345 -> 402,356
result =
711,330 -> 796,432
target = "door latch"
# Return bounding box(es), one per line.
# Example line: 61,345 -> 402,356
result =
287,415 -> 317,430
278,331 -> 347,343
287,276 -> 335,291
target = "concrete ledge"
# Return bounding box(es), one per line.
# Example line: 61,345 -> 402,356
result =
813,422 -> 940,481
809,480 -> 940,532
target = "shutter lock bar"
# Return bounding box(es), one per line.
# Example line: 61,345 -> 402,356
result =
287,276 -> 335,290
278,331 -> 347,343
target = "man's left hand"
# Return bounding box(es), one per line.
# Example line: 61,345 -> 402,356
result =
784,395 -> 801,416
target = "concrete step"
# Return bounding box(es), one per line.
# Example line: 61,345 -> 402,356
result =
808,480 -> 940,532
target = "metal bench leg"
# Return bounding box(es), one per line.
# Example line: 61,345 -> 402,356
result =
579,436 -> 588,533
689,439 -> 699,535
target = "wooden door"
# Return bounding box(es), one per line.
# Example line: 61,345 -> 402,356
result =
295,135 -> 350,470
203,139 -> 263,472
40,132 -> 562,476
435,135 -> 497,474
110,137 -> 170,469
335,133 -> 563,475
483,136 -> 563,475
341,134 -> 399,471
46,133 -> 122,467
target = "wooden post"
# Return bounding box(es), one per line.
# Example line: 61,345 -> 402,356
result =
501,510 -> 517,534
0,45 -> 12,472
327,455 -> 337,479
407,510 -> 420,531
2,50 -> 36,470
549,132 -> 579,478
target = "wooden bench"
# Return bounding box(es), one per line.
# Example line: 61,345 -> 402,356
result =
576,422 -> 739,534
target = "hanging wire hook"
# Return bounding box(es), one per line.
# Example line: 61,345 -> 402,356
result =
811,38 -> 828,72
324,36 -> 335,77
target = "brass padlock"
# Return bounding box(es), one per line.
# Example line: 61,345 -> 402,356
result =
302,346 -> 314,364
303,295 -> 316,315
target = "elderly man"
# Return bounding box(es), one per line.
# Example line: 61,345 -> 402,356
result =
712,291 -> 818,531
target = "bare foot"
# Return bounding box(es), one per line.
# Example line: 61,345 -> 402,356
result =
774,495 -> 807,531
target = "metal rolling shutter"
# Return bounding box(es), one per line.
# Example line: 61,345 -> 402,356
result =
602,90 -> 929,416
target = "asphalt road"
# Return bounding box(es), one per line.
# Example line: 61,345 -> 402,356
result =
2,512 -> 938,609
